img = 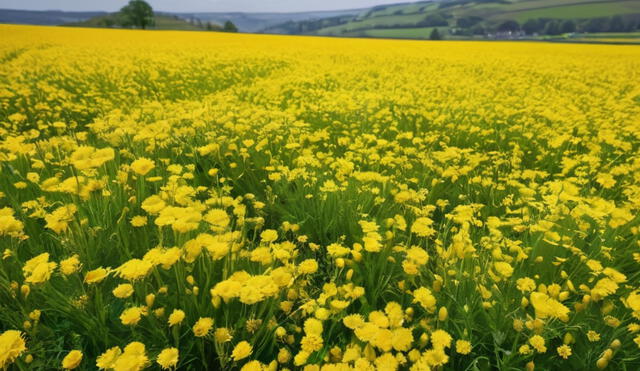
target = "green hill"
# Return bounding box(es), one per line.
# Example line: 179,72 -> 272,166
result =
264,0 -> 640,40
65,13 -> 223,31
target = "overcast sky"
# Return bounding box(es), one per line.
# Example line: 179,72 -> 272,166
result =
0,0 -> 419,13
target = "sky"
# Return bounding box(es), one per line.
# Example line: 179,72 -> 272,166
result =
0,0 -> 420,13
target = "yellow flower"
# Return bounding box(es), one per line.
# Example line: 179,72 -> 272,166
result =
214,328 -> 232,343
0,330 -> 27,369
456,340 -> 472,355
304,318 -> 323,336
0,208 -> 24,238
412,287 -> 437,313
518,344 -> 532,355
391,328 -> 413,351
131,158 -> 155,175
587,330 -> 601,342
23,253 -> 57,284
112,342 -> 149,371
131,216 -> 148,227
516,277 -> 536,293
529,335 -> 547,353
59,255 -> 81,276
231,341 -> 253,361
156,347 -> 179,370
530,292 -> 570,322
494,262 -> 514,278
141,195 -> 166,214
260,229 -> 278,243
120,307 -> 145,326
557,344 -> 572,359
431,329 -> 452,349
411,217 -> 436,237
84,267 -> 109,284
343,314 -> 365,330
62,350 -> 83,369
168,309 -> 185,326
298,259 -> 318,274
116,259 -> 153,281
113,283 -> 134,298
193,317 -> 214,337
96,346 -> 122,370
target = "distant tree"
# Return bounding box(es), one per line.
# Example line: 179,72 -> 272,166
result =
120,0 -> 154,29
223,20 -> 238,32
609,15 -> 625,32
498,20 -> 519,33
522,19 -> 541,35
456,16 -> 482,29
561,20 -> 576,34
429,28 -> 442,40
471,25 -> 485,35
584,17 -> 609,33
417,13 -> 449,28
543,20 -> 561,35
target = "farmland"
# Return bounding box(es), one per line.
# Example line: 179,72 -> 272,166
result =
1,25 -> 640,370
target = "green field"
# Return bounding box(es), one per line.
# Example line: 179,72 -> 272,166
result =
496,1 -> 640,22
317,13 -> 428,35
361,27 -> 438,39
308,0 -> 640,40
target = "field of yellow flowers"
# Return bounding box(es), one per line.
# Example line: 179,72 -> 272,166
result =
1,24 -> 640,370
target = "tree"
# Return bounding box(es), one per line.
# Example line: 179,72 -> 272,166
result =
498,20 -> 520,33
543,20 -> 561,35
429,28 -> 442,40
609,15 -> 625,32
223,20 -> 238,33
522,19 -> 541,35
561,20 -> 576,34
420,13 -> 448,27
120,0 -> 154,29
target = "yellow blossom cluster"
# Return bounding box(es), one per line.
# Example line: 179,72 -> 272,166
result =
1,24 -> 640,370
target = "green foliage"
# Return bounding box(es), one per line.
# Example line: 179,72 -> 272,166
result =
120,0 -> 154,30
429,28 -> 442,40
223,21 -> 238,33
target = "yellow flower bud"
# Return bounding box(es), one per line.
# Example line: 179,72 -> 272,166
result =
145,294 -> 155,308
596,357 -> 608,369
610,339 -> 621,350
438,307 -> 448,321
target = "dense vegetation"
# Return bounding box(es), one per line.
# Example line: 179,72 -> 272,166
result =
1,24 -> 640,370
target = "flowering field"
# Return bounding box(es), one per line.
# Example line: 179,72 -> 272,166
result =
1,24 -> 640,370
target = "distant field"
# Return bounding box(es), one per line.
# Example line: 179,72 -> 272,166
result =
496,1 -> 640,22
361,27 -> 437,39
307,0 -> 640,39
317,13 -> 427,35
368,2 -> 438,17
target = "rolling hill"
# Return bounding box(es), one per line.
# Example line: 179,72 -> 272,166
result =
0,9 -> 106,25
263,0 -> 640,40
64,13 -> 220,31
0,8 -> 364,33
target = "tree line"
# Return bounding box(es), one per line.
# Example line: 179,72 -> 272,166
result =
494,15 -> 640,36
99,0 -> 237,32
